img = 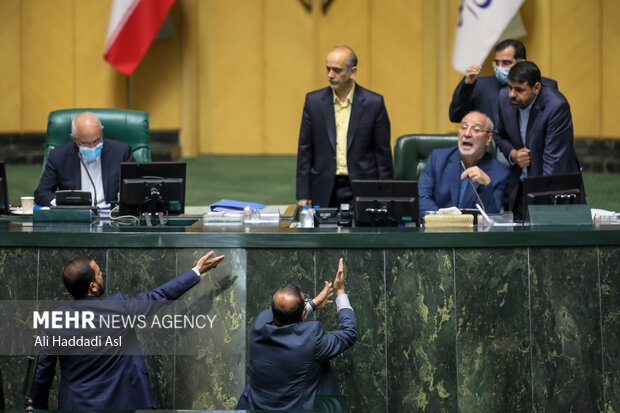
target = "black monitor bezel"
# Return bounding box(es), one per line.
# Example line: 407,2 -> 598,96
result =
352,180 -> 419,227
522,172 -> 585,219
119,162 -> 186,216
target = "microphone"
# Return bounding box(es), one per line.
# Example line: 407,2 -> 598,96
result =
78,152 -> 99,213
460,160 -> 486,212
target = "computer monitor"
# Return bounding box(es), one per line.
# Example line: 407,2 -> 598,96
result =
522,172 -> 585,218
352,180 -> 419,227
119,162 -> 186,216
0,161 -> 9,214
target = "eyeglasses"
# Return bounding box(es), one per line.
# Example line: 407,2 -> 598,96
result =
460,123 -> 489,135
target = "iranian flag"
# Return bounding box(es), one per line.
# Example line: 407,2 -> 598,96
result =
104,0 -> 176,76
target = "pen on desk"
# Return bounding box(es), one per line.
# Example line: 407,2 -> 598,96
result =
460,160 -> 486,212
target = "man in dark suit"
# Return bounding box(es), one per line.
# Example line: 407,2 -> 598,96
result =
32,250 -> 225,410
296,45 -> 393,208
419,111 -> 509,218
494,61 -> 583,220
237,258 -> 357,410
449,39 -> 558,124
34,112 -> 135,207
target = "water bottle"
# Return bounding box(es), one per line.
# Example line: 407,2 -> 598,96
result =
300,205 -> 314,228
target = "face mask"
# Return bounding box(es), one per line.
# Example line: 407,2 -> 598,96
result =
79,141 -> 103,160
494,66 -> 510,84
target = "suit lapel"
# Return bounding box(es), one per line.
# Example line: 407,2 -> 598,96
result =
69,145 -> 82,189
525,93 -> 544,148
347,84 -> 365,151
448,149 -> 462,206
321,88 -> 337,153
101,142 -> 111,200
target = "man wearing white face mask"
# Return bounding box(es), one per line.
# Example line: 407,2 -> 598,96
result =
449,39 -> 558,125
35,112 -> 135,207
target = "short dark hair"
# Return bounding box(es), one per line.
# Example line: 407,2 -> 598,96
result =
495,39 -> 526,60
271,284 -> 305,326
63,256 -> 95,298
508,61 -> 542,87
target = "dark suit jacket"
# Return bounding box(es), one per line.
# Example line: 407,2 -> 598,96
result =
34,139 -> 135,206
296,84 -> 393,207
236,307 -> 357,410
493,85 -> 582,211
32,269 -> 201,410
418,147 -> 509,217
449,75 -> 558,124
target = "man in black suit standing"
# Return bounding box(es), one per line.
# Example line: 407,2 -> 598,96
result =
296,45 -> 393,208
34,111 -> 135,207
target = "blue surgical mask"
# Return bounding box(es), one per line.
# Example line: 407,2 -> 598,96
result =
494,66 -> 510,84
79,141 -> 103,160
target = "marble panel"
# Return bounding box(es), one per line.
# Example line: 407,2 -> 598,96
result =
174,248 -> 246,410
0,248 -> 38,408
530,247 -> 603,412
386,249 -> 457,412
315,249 -> 386,413
599,246 -> 620,412
455,248 -> 530,412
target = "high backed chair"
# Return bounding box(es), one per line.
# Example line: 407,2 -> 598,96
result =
393,134 -> 497,180
43,108 -> 151,172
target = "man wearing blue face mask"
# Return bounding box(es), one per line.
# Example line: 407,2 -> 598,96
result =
449,39 -> 558,125
35,112 -> 135,207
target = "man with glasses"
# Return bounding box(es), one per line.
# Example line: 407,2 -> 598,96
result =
449,39 -> 558,124
418,111 -> 509,218
236,258 -> 356,410
34,112 -> 135,207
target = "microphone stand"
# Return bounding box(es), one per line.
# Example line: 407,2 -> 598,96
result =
460,160 -> 486,212
78,152 -> 100,216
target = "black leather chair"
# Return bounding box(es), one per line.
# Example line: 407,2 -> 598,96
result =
393,134 -> 497,180
42,108 -> 151,172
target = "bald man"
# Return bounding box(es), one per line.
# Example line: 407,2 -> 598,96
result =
237,259 -> 357,410
35,112 -> 135,207
296,45 -> 393,208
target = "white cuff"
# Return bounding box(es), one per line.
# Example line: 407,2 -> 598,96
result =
336,294 -> 352,311
191,267 -> 202,278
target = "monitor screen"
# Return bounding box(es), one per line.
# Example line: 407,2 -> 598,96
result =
0,162 -> 9,214
522,172 -> 585,218
352,180 -> 419,227
119,162 -> 186,216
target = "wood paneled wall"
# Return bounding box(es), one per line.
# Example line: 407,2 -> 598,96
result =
0,0 -> 618,157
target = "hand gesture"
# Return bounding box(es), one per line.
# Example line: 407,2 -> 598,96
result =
312,281 -> 334,309
511,148 -> 531,168
333,258 -> 345,296
461,166 -> 491,186
195,251 -> 225,274
465,65 -> 482,84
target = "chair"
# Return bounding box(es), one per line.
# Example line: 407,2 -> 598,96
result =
393,134 -> 497,180
42,108 -> 151,172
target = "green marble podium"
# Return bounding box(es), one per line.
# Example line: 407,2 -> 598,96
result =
0,216 -> 618,412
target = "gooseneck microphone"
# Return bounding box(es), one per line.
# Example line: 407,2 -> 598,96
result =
460,160 -> 486,212
78,152 -> 99,213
